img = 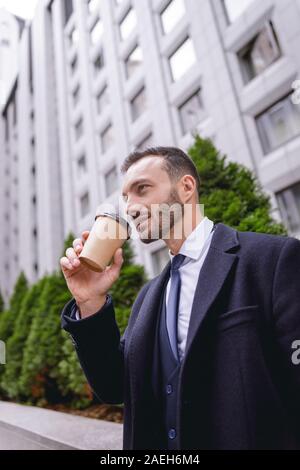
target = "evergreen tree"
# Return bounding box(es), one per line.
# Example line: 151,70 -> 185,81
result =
56,330 -> 93,409
188,135 -> 287,235
0,272 -> 29,396
1,278 -> 48,399
0,272 -> 29,343
19,273 -> 71,405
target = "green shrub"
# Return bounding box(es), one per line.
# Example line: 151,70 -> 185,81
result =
189,135 -> 287,235
19,273 -> 71,404
1,278 -> 48,399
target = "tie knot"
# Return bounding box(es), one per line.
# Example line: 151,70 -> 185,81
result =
171,253 -> 186,271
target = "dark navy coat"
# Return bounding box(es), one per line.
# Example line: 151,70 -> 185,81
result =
61,222 -> 300,449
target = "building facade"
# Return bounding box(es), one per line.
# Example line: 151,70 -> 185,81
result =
1,0 -> 300,305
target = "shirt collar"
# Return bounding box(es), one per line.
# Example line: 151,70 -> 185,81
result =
168,216 -> 214,262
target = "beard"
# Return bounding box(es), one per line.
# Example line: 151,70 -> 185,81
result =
138,188 -> 184,244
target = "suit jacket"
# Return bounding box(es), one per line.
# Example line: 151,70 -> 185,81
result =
61,222 -> 300,450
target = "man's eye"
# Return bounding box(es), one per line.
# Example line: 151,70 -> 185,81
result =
138,185 -> 148,192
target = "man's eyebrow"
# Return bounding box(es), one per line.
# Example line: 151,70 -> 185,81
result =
122,178 -> 152,197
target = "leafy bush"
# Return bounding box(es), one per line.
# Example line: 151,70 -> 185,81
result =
189,135 -> 287,235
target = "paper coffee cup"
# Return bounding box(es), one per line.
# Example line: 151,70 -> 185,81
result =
79,211 -> 131,272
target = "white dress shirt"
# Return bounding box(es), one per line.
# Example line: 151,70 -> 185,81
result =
166,216 -> 214,362
74,217 -> 215,362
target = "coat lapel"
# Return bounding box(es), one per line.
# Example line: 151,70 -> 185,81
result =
127,258 -> 171,391
180,222 -> 240,370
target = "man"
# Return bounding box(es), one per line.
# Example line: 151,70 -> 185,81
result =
60,147 -> 300,450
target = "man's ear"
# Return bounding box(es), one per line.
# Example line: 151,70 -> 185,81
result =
181,175 -> 196,202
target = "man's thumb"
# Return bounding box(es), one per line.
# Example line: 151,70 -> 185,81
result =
114,247 -> 123,266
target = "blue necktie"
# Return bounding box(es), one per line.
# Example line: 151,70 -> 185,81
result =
166,253 -> 186,362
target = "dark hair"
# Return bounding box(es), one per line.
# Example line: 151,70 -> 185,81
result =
120,146 -> 201,197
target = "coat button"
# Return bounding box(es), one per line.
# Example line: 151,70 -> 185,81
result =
166,384 -> 173,395
168,428 -> 176,439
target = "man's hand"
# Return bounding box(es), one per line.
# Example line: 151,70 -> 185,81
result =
60,231 -> 124,318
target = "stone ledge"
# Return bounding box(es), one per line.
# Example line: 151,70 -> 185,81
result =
0,401 -> 123,450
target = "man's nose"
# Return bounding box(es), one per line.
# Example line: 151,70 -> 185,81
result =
125,201 -> 141,220
126,201 -> 147,220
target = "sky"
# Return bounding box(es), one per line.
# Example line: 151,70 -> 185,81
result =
0,0 -> 39,19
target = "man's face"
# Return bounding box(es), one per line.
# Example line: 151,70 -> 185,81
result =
121,156 -> 184,243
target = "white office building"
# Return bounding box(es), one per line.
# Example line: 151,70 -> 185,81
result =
1,0 -> 300,304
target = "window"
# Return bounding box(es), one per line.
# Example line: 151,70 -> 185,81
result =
125,45 -> 143,79
223,0 -> 254,23
88,0 -> 98,13
105,165 -> 118,196
64,0 -> 73,25
152,246 -> 170,275
120,8 -> 137,41
78,154 -> 87,177
75,118 -> 83,140
69,27 -> 79,45
277,182 -> 300,237
169,37 -> 196,82
72,85 -> 80,106
80,192 -> 90,217
136,133 -> 153,151
101,124 -> 114,152
256,93 -> 300,154
91,19 -> 103,45
130,87 -> 147,122
93,52 -> 104,75
96,85 -> 109,114
239,22 -> 281,83
178,89 -> 204,135
71,55 -> 78,73
160,0 -> 185,35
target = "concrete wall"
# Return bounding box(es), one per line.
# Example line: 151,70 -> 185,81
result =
0,401 -> 122,450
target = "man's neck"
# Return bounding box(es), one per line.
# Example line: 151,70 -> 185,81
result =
164,207 -> 204,256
